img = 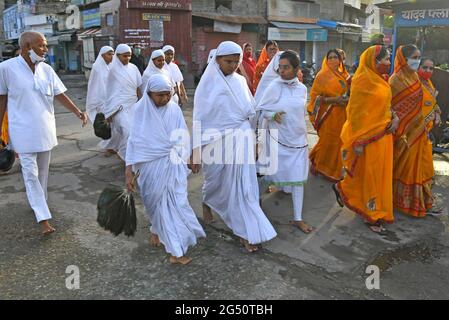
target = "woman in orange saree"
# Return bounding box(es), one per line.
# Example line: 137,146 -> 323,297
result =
253,41 -> 279,91
1,112 -> 8,146
333,45 -> 397,234
390,45 -> 434,217
419,58 -> 443,215
308,49 -> 350,182
239,43 -> 257,95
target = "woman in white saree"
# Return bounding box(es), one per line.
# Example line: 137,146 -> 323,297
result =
193,41 -> 277,253
126,74 -> 205,265
103,44 -> 142,160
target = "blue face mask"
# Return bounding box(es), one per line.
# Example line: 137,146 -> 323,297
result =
407,58 -> 421,71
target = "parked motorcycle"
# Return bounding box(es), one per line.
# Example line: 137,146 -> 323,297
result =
302,61 -> 316,87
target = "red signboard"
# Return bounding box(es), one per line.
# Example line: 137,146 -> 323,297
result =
126,0 -> 192,11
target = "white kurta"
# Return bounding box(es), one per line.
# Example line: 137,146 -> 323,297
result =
194,42 -> 277,245
0,56 -> 66,153
103,60 -> 142,159
256,78 -> 309,186
126,82 -> 205,258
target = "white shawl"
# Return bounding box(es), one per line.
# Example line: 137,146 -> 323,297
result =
141,50 -> 172,93
254,51 -> 284,103
126,74 -> 188,167
103,44 -> 142,118
86,46 -> 114,122
193,41 -> 255,148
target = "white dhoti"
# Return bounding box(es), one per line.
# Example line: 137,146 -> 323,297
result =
19,151 -> 52,223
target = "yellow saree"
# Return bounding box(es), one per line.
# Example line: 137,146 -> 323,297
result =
336,46 -> 394,224
308,57 -> 349,182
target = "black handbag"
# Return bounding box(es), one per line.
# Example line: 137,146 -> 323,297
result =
93,112 -> 111,140
93,106 -> 123,140
0,143 -> 15,172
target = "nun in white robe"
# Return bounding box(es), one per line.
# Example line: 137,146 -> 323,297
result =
85,46 -> 119,151
256,62 -> 310,226
126,74 -> 205,259
162,45 -> 185,105
193,41 -> 277,247
103,44 -> 142,160
141,50 -> 173,97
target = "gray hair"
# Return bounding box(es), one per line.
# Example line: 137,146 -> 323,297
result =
19,31 -> 45,49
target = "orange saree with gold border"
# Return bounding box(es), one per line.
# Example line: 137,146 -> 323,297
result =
390,48 -> 433,217
307,57 -> 349,182
1,112 -> 8,145
336,46 -> 394,224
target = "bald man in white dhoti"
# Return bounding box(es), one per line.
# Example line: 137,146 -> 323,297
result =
103,44 -> 142,161
85,46 -> 119,156
192,41 -> 277,253
0,31 -> 88,234
126,74 -> 205,265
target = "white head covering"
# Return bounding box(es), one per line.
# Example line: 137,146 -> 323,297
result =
254,51 -> 284,103
103,44 -> 142,117
115,44 -> 131,55
193,41 -> 255,148
141,50 -> 172,93
99,46 -> 114,56
151,49 -> 165,60
207,49 -> 217,64
126,74 -> 188,166
162,45 -> 175,53
85,46 -> 115,121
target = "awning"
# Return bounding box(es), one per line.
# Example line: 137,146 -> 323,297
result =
77,28 -> 102,40
192,13 -> 267,24
317,20 -> 362,35
270,21 -> 323,30
46,32 -> 75,45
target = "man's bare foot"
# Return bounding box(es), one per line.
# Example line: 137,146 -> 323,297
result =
290,221 -> 314,234
169,256 -> 192,265
240,238 -> 259,253
104,149 -> 117,157
202,203 -> 214,224
149,234 -> 161,247
40,220 -> 56,235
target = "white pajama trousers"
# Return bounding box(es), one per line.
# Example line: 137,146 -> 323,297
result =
291,186 -> 304,222
19,151 -> 52,223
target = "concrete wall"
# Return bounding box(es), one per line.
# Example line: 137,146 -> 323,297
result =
192,0 -> 265,16
314,0 -> 345,21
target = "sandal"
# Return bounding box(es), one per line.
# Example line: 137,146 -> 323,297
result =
365,222 -> 387,235
427,206 -> 445,216
332,184 -> 344,208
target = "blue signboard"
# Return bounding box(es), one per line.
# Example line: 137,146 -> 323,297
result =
395,5 -> 449,27
82,8 -> 101,28
307,29 -> 328,42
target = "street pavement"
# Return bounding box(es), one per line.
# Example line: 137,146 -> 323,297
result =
1,74 -> 449,300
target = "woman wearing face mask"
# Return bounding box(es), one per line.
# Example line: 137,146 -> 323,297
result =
390,44 -> 435,217
333,46 -> 397,234
307,49 -> 350,182
254,41 -> 279,91
417,58 -> 443,215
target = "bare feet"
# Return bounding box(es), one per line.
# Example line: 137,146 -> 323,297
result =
40,220 -> 55,235
149,233 -> 161,247
240,238 -> 259,253
169,256 -> 192,265
202,203 -> 214,224
104,149 -> 117,157
290,221 -> 315,234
